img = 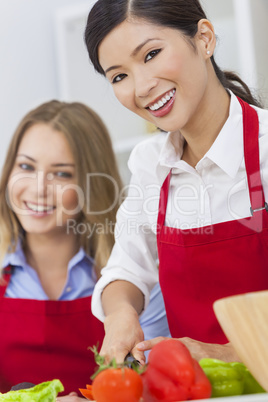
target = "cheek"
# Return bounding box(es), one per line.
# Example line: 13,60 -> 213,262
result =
162,58 -> 184,81
59,188 -> 81,214
7,182 -> 15,211
113,85 -> 134,111
7,175 -> 24,207
165,50 -> 205,88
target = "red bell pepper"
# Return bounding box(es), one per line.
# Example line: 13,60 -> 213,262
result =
141,339 -> 212,401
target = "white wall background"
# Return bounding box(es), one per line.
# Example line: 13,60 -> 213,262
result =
0,0 -> 90,170
0,0 -> 267,178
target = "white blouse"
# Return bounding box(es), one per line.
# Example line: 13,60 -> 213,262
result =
92,92 -> 268,321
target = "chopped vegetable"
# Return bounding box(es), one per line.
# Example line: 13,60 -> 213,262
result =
141,339 -> 212,401
0,379 -> 64,401
199,358 -> 265,397
79,384 -> 94,400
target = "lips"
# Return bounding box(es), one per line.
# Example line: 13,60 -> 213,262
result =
146,89 -> 176,118
147,89 -> 176,111
25,202 -> 55,214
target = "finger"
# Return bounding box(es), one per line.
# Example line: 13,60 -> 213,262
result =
136,336 -> 167,351
131,347 -> 146,365
100,345 -> 131,364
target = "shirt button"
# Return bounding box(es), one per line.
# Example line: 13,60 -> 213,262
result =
66,287 -> 72,293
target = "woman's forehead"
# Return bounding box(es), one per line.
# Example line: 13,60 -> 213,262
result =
98,19 -> 175,68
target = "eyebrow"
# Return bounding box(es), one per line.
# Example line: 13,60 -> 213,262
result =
16,154 -> 75,167
51,163 -> 75,168
104,38 -> 159,75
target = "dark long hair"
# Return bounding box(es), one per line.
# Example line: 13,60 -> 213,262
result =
85,0 -> 262,107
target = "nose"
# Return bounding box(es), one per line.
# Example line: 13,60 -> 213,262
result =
134,71 -> 158,98
35,171 -> 53,201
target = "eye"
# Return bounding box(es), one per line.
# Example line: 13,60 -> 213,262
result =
145,49 -> 161,63
112,73 -> 127,84
19,163 -> 34,171
54,171 -> 73,179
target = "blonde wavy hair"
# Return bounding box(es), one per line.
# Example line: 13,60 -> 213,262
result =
0,100 -> 123,276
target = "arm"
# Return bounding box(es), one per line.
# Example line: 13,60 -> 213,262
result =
91,175 -> 160,325
91,135 -> 166,362
91,175 -> 161,363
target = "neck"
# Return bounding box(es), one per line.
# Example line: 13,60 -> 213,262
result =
181,78 -> 231,168
24,231 -> 79,275
23,231 -> 80,300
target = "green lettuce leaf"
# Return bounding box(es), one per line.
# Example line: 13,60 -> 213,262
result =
0,379 -> 64,401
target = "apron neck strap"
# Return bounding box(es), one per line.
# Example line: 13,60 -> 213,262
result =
157,97 -> 266,229
157,170 -> 172,229
237,97 -> 266,214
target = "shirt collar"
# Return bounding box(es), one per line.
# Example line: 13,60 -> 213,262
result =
157,130 -> 185,183
3,242 -> 26,269
3,241 -> 94,272
201,92 -> 243,178
68,247 -> 94,271
157,91 -> 244,178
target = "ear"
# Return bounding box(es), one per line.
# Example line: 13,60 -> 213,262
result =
196,19 -> 216,59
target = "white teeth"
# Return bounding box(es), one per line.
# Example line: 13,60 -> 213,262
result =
26,202 -> 54,213
149,90 -> 175,111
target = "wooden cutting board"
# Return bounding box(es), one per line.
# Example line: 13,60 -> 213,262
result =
213,290 -> 268,392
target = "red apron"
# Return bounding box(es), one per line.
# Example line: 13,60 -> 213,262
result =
0,269 -> 104,395
157,98 -> 268,343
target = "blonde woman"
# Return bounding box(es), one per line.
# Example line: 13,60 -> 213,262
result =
0,100 -> 170,399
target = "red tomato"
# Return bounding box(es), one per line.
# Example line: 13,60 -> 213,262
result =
92,367 -> 143,402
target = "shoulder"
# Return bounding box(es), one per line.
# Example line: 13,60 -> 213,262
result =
128,131 -> 166,173
127,131 -> 169,188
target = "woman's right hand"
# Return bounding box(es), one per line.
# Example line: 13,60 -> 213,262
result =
99,280 -> 146,364
100,305 -> 146,365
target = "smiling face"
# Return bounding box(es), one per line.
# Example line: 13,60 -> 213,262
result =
7,123 -> 80,237
99,18 -> 214,133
